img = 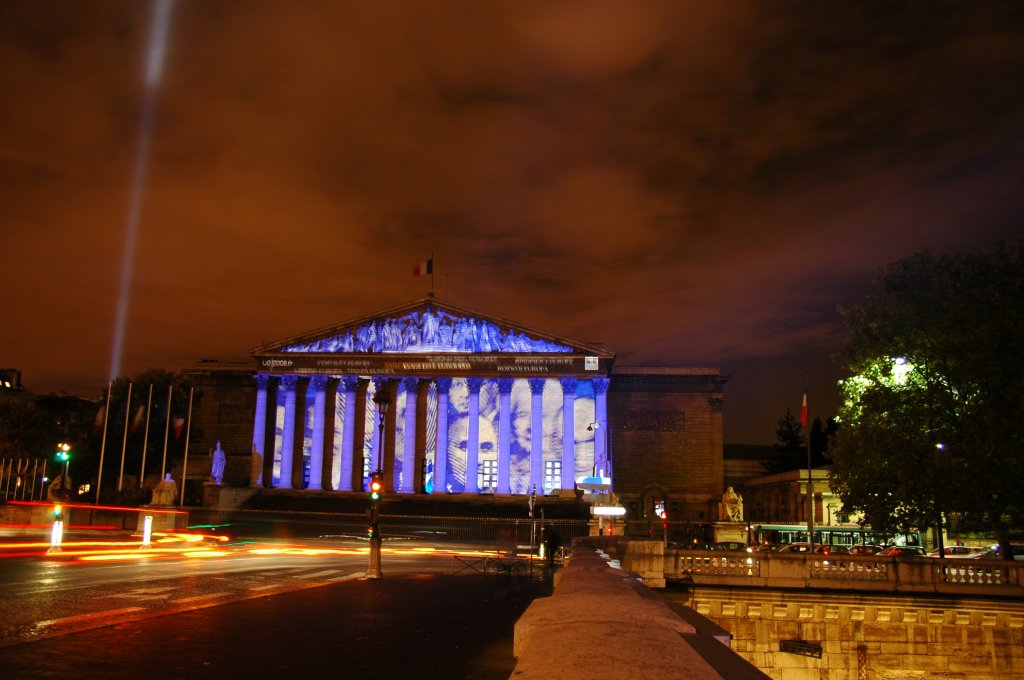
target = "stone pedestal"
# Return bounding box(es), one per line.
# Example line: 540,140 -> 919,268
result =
136,507 -> 189,533
712,521 -> 749,544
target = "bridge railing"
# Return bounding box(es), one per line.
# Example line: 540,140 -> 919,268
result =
615,541 -> 1024,597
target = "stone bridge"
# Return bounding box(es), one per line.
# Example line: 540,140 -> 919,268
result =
612,539 -> 1024,679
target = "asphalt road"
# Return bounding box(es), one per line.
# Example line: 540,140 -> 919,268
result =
0,535 -> 551,679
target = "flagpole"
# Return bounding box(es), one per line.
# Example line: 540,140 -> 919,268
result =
29,459 -> 39,501
96,381 -> 112,504
804,386 -> 815,552
179,386 -> 194,506
139,384 -> 153,488
161,384 -> 172,479
430,252 -> 435,297
118,382 -> 133,493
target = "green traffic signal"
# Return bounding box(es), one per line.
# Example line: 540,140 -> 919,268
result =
55,442 -> 71,462
369,473 -> 383,502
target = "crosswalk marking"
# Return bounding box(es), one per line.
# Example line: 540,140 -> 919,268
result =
291,569 -> 340,579
171,592 -> 230,605
39,607 -> 146,628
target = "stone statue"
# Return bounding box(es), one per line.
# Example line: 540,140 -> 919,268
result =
421,310 -> 438,344
211,441 -> 226,485
720,486 -> 743,522
47,474 -> 71,502
152,473 -> 178,506
250,442 -> 263,488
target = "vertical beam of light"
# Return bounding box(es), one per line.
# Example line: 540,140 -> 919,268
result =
108,0 -> 175,382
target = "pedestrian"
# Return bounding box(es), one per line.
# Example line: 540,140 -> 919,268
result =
545,525 -> 561,567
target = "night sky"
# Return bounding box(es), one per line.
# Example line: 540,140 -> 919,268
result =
2,1 -> 1022,444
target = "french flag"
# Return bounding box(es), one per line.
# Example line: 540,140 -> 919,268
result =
413,258 -> 433,276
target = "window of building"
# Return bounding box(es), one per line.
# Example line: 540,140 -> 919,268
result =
478,459 -> 497,491
544,460 -> 561,491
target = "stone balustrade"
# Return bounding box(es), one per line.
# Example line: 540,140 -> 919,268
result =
615,540 -> 1024,597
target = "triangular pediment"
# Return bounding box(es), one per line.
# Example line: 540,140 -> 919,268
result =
250,298 -> 614,358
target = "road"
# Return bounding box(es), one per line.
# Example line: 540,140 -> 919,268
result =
0,531 -> 550,679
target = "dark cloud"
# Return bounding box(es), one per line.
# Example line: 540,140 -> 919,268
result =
1,0 -> 1022,443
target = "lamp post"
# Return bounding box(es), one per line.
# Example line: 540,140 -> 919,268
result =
367,384 -> 392,580
586,421 -> 610,479
55,442 -> 72,499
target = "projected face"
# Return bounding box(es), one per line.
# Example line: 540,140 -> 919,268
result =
440,377 -> 596,493
447,416 -> 498,459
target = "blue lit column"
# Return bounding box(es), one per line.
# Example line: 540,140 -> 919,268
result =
560,378 -> 577,491
434,378 -> 451,493
278,375 -> 298,489
496,378 -> 513,494
252,374 -> 269,463
465,378 -> 482,493
593,378 -> 609,477
401,377 -> 418,493
528,378 -> 546,493
307,376 -> 328,491
336,376 -> 358,491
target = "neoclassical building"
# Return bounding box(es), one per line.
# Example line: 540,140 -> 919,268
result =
188,298 -> 728,521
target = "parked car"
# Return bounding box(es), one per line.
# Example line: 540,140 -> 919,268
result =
927,546 -> 987,559
776,543 -> 848,554
819,545 -> 850,555
776,543 -> 813,553
879,546 -> 927,557
849,545 -> 884,555
712,541 -> 749,552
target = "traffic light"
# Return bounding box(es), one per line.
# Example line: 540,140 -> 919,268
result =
55,442 -> 71,463
369,472 -> 383,503
53,504 -> 63,521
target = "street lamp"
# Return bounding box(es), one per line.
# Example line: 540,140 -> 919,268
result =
586,421 -> 610,481
367,384 -> 392,580
55,442 -> 72,497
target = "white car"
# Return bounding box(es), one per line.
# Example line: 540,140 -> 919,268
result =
927,546 -> 987,558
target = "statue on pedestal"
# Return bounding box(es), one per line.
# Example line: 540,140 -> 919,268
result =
151,473 -> 178,506
250,442 -> 263,488
720,486 -> 744,522
210,441 -> 226,485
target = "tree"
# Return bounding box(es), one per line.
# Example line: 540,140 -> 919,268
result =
809,417 -> 838,467
830,242 -> 1024,558
768,408 -> 805,473
89,369 -> 197,504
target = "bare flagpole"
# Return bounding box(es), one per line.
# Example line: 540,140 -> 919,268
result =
118,382 -> 133,492
160,384 -> 172,478
139,384 -> 153,488
96,381 -> 112,503
179,386 -> 194,506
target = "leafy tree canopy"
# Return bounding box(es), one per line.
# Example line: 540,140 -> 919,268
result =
830,242 -> 1024,553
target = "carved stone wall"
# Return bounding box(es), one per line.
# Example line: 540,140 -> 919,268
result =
675,588 -> 1024,679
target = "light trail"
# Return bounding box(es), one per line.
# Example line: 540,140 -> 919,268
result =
108,0 -> 175,381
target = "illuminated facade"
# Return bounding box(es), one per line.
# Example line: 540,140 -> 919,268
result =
248,298 -> 614,496
190,298 -> 728,520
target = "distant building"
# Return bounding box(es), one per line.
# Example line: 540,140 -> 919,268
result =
186,298 -> 729,522
0,369 -> 28,404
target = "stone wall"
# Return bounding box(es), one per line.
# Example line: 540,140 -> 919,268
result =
668,588 -> 1024,679
186,364 -> 257,462
609,368 -> 726,520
